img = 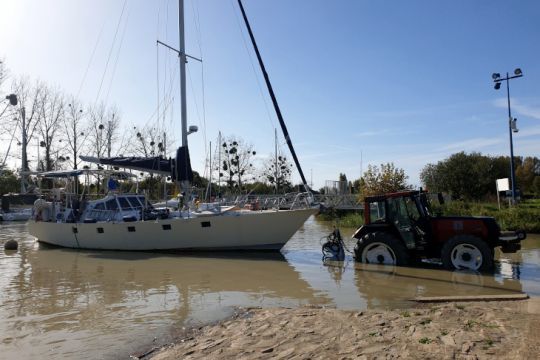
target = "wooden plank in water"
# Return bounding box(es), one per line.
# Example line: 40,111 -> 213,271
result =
413,293 -> 529,303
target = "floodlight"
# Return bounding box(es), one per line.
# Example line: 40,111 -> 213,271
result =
6,94 -> 17,106
514,68 -> 522,76
494,82 -> 501,90
492,73 -> 500,80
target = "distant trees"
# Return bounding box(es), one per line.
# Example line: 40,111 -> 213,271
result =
0,59 -> 7,89
37,86 -> 65,171
219,136 -> 257,191
0,169 -> 19,195
10,78 -> 45,172
533,177 -> 540,197
87,103 -> 122,159
131,125 -> 165,158
420,152 -> 497,200
63,99 -> 88,169
420,152 -> 540,200
515,157 -> 540,195
262,154 -> 293,193
359,163 -> 409,196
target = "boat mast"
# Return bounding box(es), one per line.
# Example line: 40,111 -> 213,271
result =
218,131 -> 222,197
178,0 -> 191,194
274,128 -> 278,194
179,0 -> 188,149
237,0 -> 311,193
156,0 -> 200,194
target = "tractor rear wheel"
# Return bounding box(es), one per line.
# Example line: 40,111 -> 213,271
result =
441,235 -> 494,272
354,232 -> 410,266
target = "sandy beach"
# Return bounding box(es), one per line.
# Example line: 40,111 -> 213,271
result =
147,299 -> 540,360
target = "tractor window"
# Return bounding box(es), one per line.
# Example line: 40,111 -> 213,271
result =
387,198 -> 409,225
404,197 -> 421,221
418,194 -> 432,216
369,201 -> 386,222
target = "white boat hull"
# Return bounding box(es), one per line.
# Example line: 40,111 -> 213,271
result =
28,208 -> 316,251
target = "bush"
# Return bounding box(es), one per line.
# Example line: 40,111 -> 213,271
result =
438,200 -> 540,233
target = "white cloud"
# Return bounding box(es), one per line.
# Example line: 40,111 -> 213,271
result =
513,102 -> 540,120
517,125 -> 540,138
438,137 -> 504,152
493,98 -> 540,120
354,129 -> 390,137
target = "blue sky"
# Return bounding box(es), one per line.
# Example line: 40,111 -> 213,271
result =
1,0 -> 539,189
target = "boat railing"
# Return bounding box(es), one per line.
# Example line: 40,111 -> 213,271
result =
220,192 -> 314,210
289,192 -> 315,210
84,209 -> 118,222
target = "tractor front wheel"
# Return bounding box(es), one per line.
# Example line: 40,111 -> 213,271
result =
441,235 -> 494,272
354,232 -> 410,266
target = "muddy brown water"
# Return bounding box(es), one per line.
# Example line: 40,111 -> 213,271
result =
1,217 -> 539,359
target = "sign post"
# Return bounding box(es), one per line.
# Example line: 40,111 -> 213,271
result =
496,178 -> 510,210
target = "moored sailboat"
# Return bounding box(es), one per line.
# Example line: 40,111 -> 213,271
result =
28,0 -> 316,251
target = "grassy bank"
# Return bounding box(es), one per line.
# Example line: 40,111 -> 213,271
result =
317,211 -> 364,228
317,199 -> 540,233
437,199 -> 540,233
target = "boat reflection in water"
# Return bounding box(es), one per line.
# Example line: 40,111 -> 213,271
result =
0,241 -> 331,359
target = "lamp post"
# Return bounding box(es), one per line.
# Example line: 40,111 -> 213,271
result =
492,68 -> 523,204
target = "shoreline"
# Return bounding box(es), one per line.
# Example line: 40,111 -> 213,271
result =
145,299 -> 540,359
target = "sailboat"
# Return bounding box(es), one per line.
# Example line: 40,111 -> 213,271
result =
27,0 -> 317,251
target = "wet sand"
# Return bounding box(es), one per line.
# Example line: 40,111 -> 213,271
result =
149,299 -> 540,359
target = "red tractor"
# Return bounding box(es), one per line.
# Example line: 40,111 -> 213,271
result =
353,190 -> 526,271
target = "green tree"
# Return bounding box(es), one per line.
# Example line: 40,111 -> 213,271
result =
516,157 -> 540,195
0,169 -> 19,195
360,163 -> 409,196
420,152 -> 539,200
533,176 -> 540,198
244,181 -> 275,194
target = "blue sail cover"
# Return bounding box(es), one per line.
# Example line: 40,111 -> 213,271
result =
79,146 -> 193,182
173,146 -> 193,182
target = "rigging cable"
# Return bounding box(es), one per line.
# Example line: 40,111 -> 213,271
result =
186,66 -> 203,137
229,0 -> 275,133
163,0 -> 170,133
104,4 -> 131,104
1,119 -> 19,168
76,19 -> 106,98
190,0 -> 208,159
94,0 -> 128,105
144,58 -> 179,131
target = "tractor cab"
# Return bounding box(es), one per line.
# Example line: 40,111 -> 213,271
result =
353,190 -> 526,271
359,191 -> 431,250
